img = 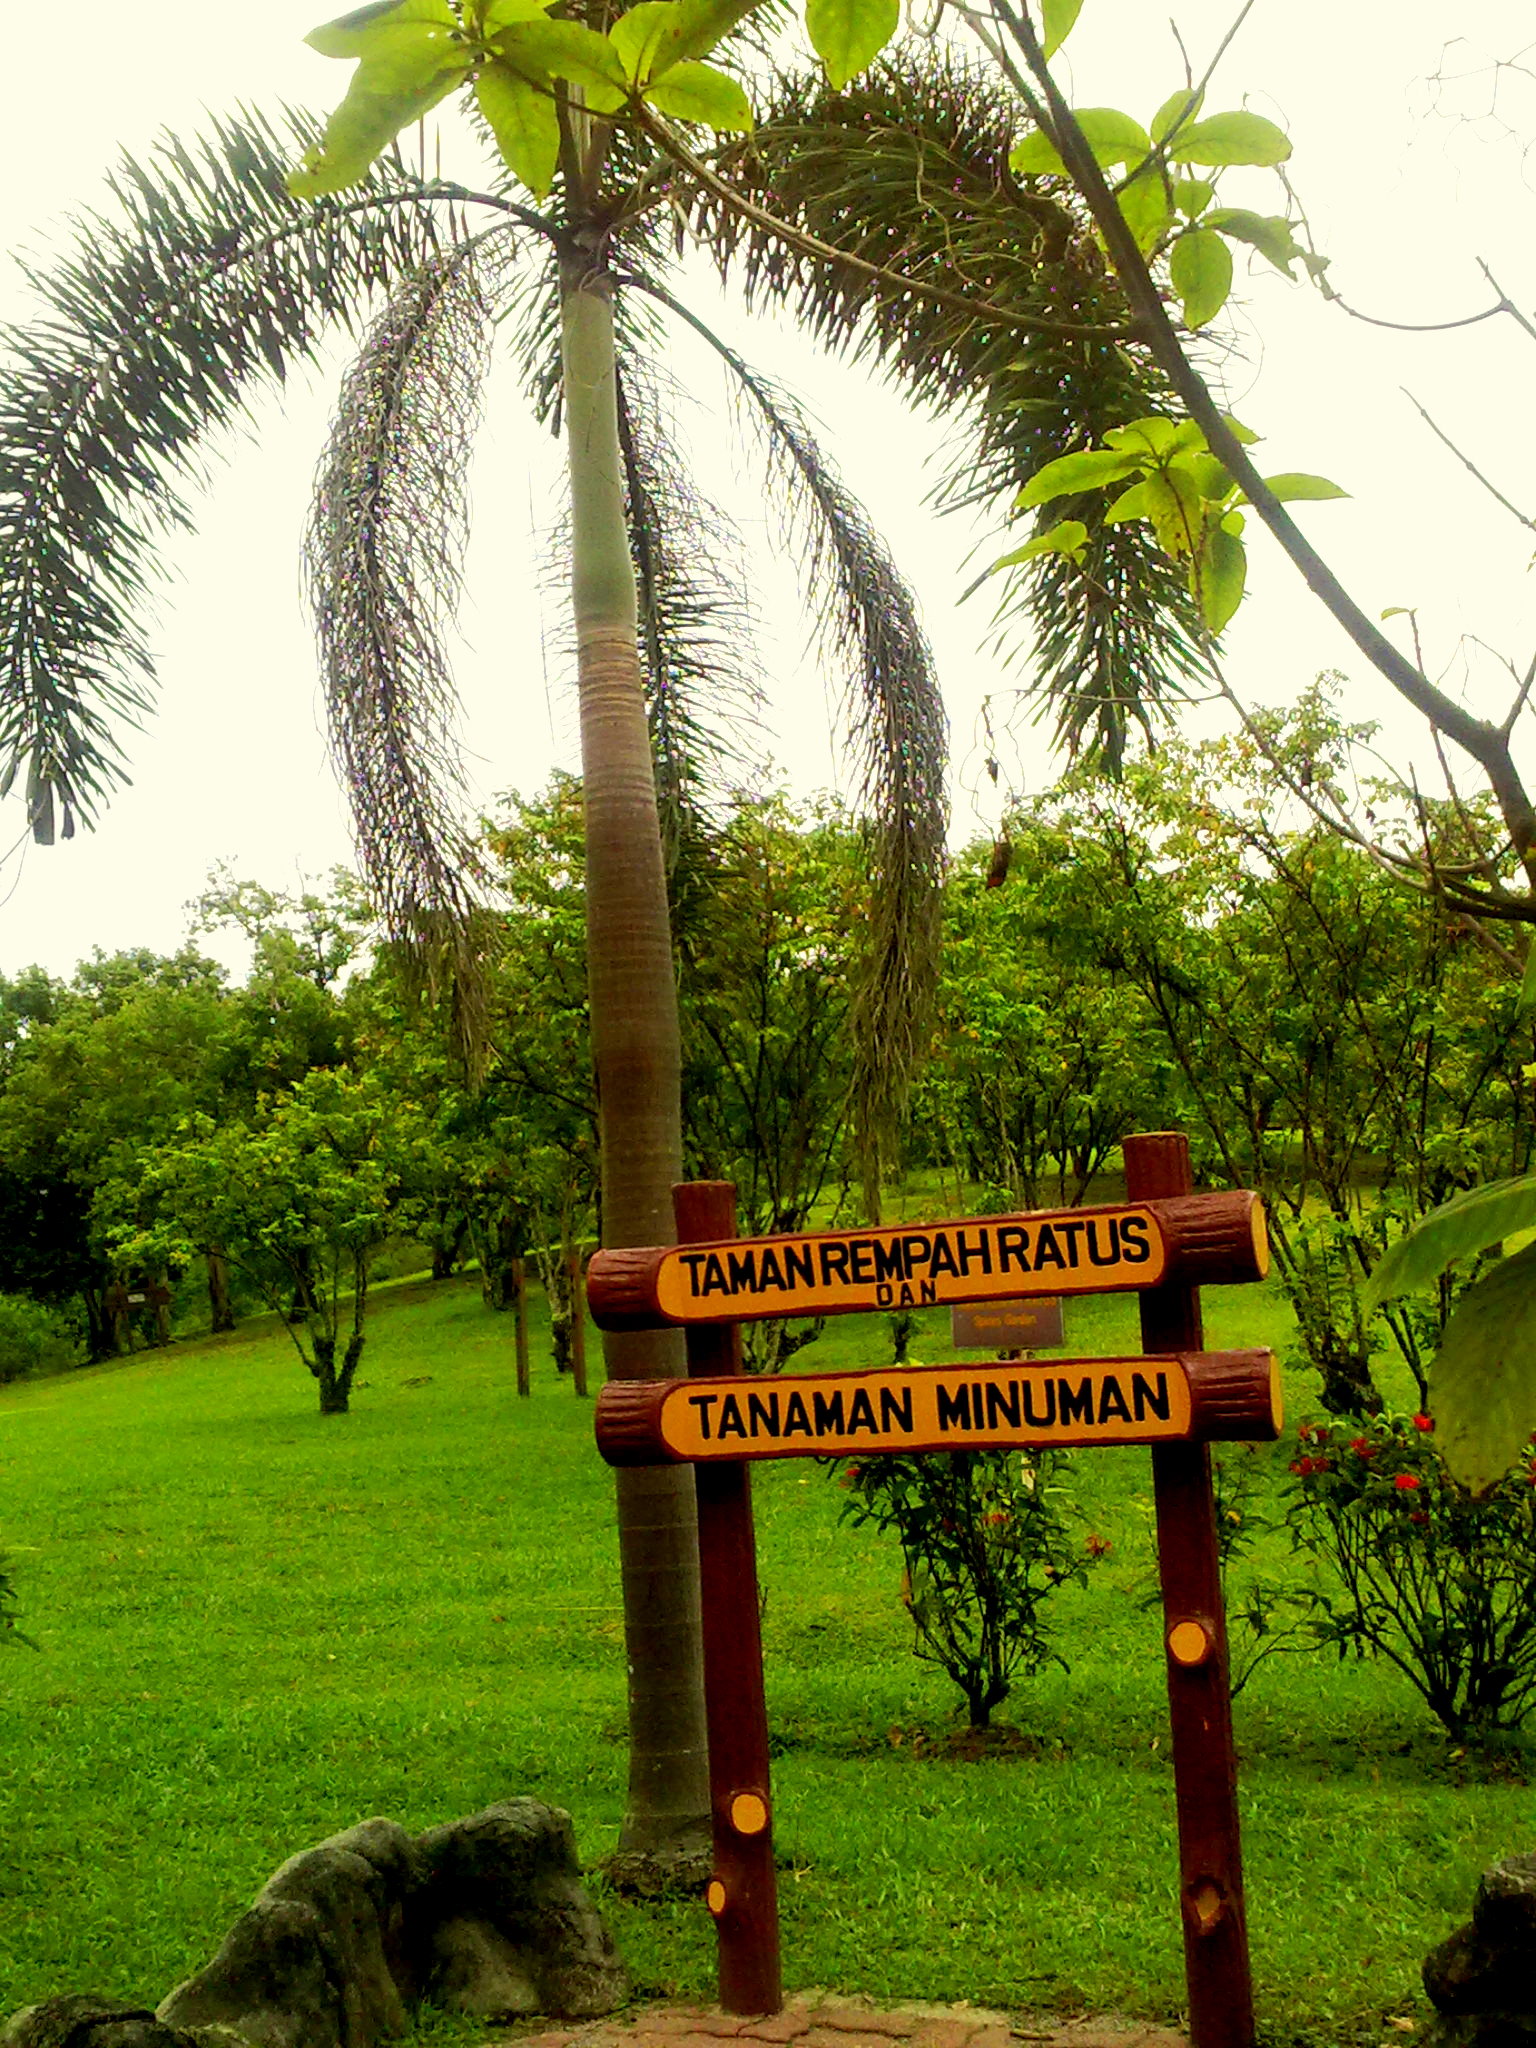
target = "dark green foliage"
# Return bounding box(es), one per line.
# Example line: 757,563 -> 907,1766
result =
837,1447 -> 1096,1727
700,48 -> 1211,768
1289,1411 -> 1536,1745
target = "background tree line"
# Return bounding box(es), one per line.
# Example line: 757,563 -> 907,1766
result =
2,685 -> 1527,1428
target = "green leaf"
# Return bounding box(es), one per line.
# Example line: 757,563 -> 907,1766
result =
476,64 -> 559,195
483,0 -> 556,23
1255,471 -> 1349,502
289,58 -> 467,196
305,0 -> 458,59
1182,452 -> 1233,500
1150,86 -> 1204,144
1015,447 -> 1145,507
1518,945 -> 1536,1021
1195,524 -> 1245,631
1074,107 -> 1153,165
493,18 -> 628,105
1205,206 -> 1304,275
1102,480 -> 1153,524
644,58 -> 753,128
986,519 -> 1089,574
1169,110 -> 1292,167
1103,416 -> 1204,459
1170,227 -> 1233,328
1116,166 -> 1174,253
647,0 -> 761,65
1222,413 -> 1260,445
1010,107 -> 1150,176
1041,0 -> 1085,59
1431,1240 -> 1536,1492
1173,176 -> 1214,218
610,1 -> 679,81
1367,1175 -> 1536,1309
1140,468 -> 1207,558
805,0 -> 899,90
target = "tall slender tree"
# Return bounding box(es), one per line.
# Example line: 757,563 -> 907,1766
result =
0,59 -> 948,1871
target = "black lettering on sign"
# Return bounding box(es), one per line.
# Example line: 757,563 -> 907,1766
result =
985,1379 -> 1021,1430
1033,1225 -> 1066,1272
1085,1217 -> 1120,1267
687,1393 -> 717,1438
937,1384 -> 971,1431
929,1232 -> 960,1280
679,1251 -> 708,1295
1097,1375 -> 1132,1425
785,1243 -> 815,1289
783,1390 -> 813,1437
901,1234 -> 931,1280
813,1390 -> 845,1434
874,1239 -> 905,1285
820,1242 -> 850,1286
1132,1371 -> 1171,1422
1058,1219 -> 1085,1269
747,1390 -> 780,1438
702,1252 -> 731,1296
718,1392 -> 747,1439
1058,1376 -> 1094,1427
997,1225 -> 1031,1275
920,1281 -> 937,1305
1119,1215 -> 1152,1263
846,1387 -> 879,1434
849,1239 -> 876,1286
880,1386 -> 915,1434
957,1229 -> 993,1276
727,1248 -> 756,1294
758,1246 -> 787,1291
1022,1376 -> 1056,1427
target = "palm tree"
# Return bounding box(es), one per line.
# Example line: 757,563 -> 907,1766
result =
0,89 -> 946,1871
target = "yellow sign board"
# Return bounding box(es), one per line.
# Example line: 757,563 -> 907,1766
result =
651,1207 -> 1163,1324
653,1356 -> 1194,1461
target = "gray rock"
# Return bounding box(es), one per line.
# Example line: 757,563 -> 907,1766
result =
2,2000 -> 193,2048
1424,1853 -> 1536,2047
156,1895 -> 352,2048
412,1801 -> 627,2019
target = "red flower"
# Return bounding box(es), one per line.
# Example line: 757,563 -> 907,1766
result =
1413,1414 -> 1435,1433
1349,1437 -> 1375,1457
1394,1473 -> 1422,1492
1085,1533 -> 1112,1559
1410,1510 -> 1430,1525
984,1510 -> 1011,1526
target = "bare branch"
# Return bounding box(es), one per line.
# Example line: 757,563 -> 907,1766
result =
1402,388 -> 1536,531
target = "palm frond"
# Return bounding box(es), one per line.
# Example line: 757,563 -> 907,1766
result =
614,347 -> 764,879
694,50 -> 1211,770
622,275 -> 946,1206
306,234 -> 524,1065
0,105 -> 531,843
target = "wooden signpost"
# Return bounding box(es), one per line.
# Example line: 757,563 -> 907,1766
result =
589,1136 -> 1272,2048
950,1296 -> 1065,1349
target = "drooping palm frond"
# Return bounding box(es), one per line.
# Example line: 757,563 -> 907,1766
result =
621,275 -> 946,1205
0,105 -> 532,843
614,348 -> 764,881
305,232 -> 525,1057
693,49 -> 1211,771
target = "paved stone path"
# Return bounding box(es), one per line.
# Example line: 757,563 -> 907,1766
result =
511,1993 -> 1188,2048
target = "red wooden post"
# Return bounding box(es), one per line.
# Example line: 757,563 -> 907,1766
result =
672,1180 -> 782,2017
512,1256 -> 531,1398
1122,1133 -> 1255,2048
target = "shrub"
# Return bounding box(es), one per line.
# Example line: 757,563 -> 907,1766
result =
0,1293 -> 77,1384
1288,1411 -> 1536,1744
837,1447 -> 1099,1728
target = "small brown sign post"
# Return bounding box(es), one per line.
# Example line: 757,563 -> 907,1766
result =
950,1297 -> 1065,1349
589,1145 -> 1272,2047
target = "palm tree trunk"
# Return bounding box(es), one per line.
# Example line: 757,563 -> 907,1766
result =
559,243 -> 710,1873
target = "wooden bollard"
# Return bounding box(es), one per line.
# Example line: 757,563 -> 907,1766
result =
1124,1133 -> 1256,2048
672,1181 -> 782,2017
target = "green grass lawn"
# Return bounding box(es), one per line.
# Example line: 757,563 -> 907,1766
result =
0,1274 -> 1524,2048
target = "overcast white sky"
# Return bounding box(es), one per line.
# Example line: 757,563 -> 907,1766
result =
0,0 -> 1533,978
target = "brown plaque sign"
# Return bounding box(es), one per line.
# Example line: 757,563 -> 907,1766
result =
587,1191 -> 1268,1331
950,1297 -> 1065,1348
596,1348 -> 1281,1466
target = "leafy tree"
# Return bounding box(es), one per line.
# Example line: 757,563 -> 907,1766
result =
109,1068 -> 439,1414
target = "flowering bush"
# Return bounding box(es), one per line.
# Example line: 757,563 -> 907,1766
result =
1287,1411 -> 1536,1743
837,1447 -> 1097,1728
